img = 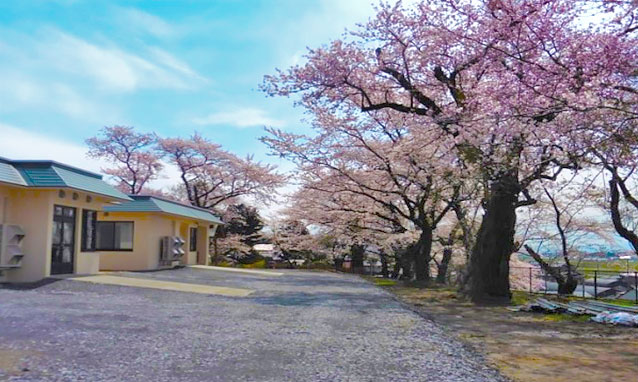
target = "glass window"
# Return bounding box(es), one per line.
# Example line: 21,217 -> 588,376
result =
115,222 -> 134,250
96,221 -> 134,251
81,210 -> 97,252
189,227 -> 197,252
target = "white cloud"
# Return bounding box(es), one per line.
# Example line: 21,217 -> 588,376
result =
0,73 -> 115,122
39,30 -> 205,92
116,7 -> 176,38
0,123 -> 178,190
193,107 -> 285,128
0,26 -> 206,122
0,123 -> 107,173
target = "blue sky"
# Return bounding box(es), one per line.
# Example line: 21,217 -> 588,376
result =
0,0 -> 378,176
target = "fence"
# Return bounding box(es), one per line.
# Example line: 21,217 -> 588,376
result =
510,266 -> 638,304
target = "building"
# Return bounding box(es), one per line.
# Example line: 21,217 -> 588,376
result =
0,157 -> 131,283
98,195 -> 223,271
253,243 -> 276,258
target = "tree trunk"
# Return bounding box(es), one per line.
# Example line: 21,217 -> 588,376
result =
212,236 -> 219,265
465,174 -> 519,303
609,178 -> 638,253
524,245 -> 579,295
558,274 -> 578,295
350,244 -> 365,274
413,227 -> 433,283
391,256 -> 401,278
436,248 -> 453,284
380,252 -> 390,278
399,247 -> 414,280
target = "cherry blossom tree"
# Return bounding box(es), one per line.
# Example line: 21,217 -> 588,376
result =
268,219 -> 323,266
157,134 -> 285,209
263,110 -> 465,282
591,145 -> 638,254
86,126 -> 162,194
214,203 -> 265,261
520,175 -> 616,294
281,179 -> 424,278
263,0 -> 638,302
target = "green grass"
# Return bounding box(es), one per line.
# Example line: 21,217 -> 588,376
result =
237,259 -> 267,269
372,278 -> 397,287
566,295 -> 638,307
578,260 -> 638,274
540,313 -> 591,323
511,290 -> 534,306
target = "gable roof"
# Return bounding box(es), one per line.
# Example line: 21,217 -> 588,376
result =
103,195 -> 223,224
0,157 -> 130,201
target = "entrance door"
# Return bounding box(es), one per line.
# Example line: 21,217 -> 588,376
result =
51,205 -> 76,275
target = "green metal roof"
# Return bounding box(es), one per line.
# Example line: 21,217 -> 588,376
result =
104,195 -> 223,224
0,157 -> 130,201
0,158 -> 27,186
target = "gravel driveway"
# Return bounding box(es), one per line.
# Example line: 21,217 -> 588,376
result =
0,268 -> 506,382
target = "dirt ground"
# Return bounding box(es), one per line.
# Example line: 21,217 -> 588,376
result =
380,283 -> 638,382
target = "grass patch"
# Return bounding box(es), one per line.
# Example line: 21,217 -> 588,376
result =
511,290 -> 534,306
566,296 -> 638,307
237,259 -> 267,269
373,278 -> 397,287
539,313 -> 591,323
578,260 -> 638,274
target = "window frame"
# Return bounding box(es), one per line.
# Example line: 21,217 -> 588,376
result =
96,221 -> 135,252
189,227 -> 197,252
81,209 -> 97,252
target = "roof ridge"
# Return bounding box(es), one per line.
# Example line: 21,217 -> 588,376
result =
134,194 -> 221,217
11,160 -> 103,179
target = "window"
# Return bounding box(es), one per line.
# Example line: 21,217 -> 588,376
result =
189,227 -> 197,252
96,221 -> 134,251
81,210 -> 97,251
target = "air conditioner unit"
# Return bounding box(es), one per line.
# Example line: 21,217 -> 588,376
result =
0,224 -> 25,268
160,236 -> 186,266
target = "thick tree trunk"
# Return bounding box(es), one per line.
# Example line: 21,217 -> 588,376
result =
558,275 -> 578,295
350,244 -> 365,274
399,247 -> 414,280
436,248 -> 453,284
466,174 -> 519,303
413,227 -> 433,283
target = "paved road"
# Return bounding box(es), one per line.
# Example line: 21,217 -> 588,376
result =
0,268 -> 506,382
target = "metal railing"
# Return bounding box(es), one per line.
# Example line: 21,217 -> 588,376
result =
510,266 -> 638,304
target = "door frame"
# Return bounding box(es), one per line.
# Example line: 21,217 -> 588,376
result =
51,204 -> 77,275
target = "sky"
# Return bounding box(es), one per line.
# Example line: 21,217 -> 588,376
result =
0,0 -> 379,180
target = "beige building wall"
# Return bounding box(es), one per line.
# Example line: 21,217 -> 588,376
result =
0,184 -> 115,283
98,211 -> 213,271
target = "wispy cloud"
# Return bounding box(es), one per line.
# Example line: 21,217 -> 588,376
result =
0,122 -> 180,190
0,72 -> 117,122
0,25 -> 206,122
40,30 -> 205,92
0,123 -> 107,173
193,107 -> 285,128
115,7 -> 176,38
